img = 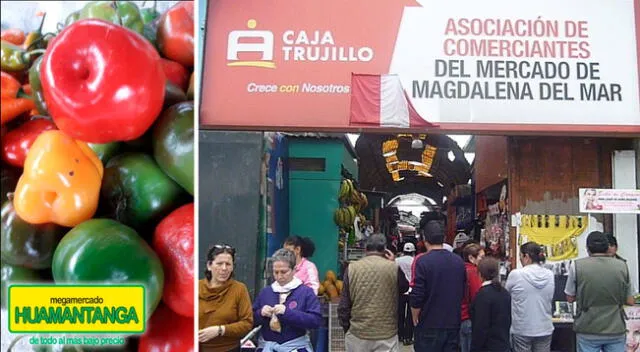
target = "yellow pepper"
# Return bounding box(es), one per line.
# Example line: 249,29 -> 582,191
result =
13,130 -> 103,227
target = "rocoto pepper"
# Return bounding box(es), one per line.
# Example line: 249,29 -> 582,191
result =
161,58 -> 189,92
157,1 -> 194,68
153,101 -> 194,195
153,203 -> 194,317
41,19 -> 165,143
13,130 -> 104,227
1,29 -> 25,45
139,303 -> 194,352
140,1 -> 160,24
2,117 -> 57,168
1,200 -> 66,269
78,1 -> 145,35
101,153 -> 185,230
52,218 -> 165,319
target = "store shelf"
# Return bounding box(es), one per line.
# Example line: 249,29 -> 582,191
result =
339,247 -> 365,262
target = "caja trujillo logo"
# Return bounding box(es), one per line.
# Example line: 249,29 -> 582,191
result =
227,19 -> 276,69
9,284 -> 145,333
226,19 -> 375,69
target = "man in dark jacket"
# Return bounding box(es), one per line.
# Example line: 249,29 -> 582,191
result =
410,221 -> 466,352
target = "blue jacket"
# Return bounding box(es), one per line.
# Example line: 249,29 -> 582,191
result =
409,249 -> 466,329
253,284 -> 322,344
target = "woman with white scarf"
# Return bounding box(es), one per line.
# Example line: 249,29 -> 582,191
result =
253,248 -> 322,352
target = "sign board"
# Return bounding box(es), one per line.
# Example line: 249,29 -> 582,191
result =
201,0 -> 640,133
579,188 -> 640,214
626,305 -> 640,352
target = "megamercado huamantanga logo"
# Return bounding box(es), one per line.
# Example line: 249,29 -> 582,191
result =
9,285 -> 145,333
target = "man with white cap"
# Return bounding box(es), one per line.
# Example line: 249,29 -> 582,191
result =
396,242 -> 416,345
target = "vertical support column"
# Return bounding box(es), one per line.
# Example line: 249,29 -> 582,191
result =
612,149 -> 638,294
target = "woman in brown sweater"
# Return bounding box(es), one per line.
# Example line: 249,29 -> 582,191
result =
199,244 -> 254,352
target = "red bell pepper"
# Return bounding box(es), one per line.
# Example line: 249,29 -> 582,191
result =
157,1 -> 194,68
139,303 -> 194,352
153,202 -> 194,318
2,118 -> 57,167
40,19 -> 165,144
161,58 -> 189,92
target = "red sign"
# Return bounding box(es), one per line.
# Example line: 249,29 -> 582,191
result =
201,0 -> 640,135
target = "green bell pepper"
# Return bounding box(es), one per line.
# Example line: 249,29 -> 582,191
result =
78,1 -> 144,35
28,56 -> 48,116
140,0 -> 160,24
115,1 -> 145,34
153,101 -> 194,195
1,200 -> 66,269
101,153 -> 185,230
1,166 -> 20,204
52,218 -> 164,319
88,142 -> 122,165
79,2 -> 121,25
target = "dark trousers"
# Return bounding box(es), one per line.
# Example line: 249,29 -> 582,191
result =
414,328 -> 459,352
397,293 -> 414,342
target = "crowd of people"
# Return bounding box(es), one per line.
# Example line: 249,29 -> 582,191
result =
199,224 -> 634,352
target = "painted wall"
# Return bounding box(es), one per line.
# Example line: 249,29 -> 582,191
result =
475,136 -> 508,193
342,148 -> 359,180
199,131 -> 263,298
507,136 -> 633,266
612,150 -> 638,293
288,139 -> 345,277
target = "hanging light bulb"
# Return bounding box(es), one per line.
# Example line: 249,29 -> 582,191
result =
411,138 -> 423,149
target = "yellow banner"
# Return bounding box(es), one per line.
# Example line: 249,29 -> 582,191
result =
9,285 -> 145,333
518,215 -> 588,261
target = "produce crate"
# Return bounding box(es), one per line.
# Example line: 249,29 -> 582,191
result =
328,303 -> 346,352
339,247 -> 365,262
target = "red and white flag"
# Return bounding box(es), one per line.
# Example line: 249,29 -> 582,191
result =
349,73 -> 438,128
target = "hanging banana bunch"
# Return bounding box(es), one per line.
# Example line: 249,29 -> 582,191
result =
518,214 -> 589,261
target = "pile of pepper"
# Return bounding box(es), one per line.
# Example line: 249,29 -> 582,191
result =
1,1 -> 194,351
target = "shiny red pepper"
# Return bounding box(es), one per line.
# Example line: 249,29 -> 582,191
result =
40,19 -> 165,143
2,118 -> 56,167
161,58 -> 189,92
139,303 -> 194,352
153,203 -> 194,318
157,1 -> 194,68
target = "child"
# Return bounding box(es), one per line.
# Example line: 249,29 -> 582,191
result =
471,257 -> 511,352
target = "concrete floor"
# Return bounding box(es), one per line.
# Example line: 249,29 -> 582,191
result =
400,343 -> 414,352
